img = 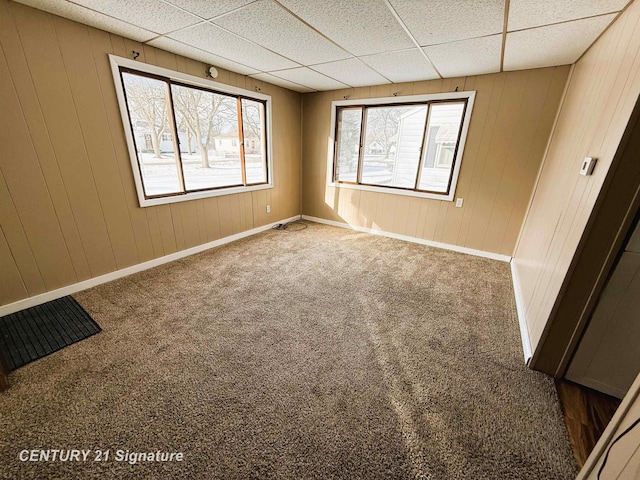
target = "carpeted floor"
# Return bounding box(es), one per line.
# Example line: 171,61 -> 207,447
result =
0,222 -> 577,479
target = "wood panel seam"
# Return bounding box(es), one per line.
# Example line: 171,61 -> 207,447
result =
0,16 -> 82,285
50,15 -> 119,274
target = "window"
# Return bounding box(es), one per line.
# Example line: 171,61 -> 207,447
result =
329,92 -> 474,201
109,55 -> 272,207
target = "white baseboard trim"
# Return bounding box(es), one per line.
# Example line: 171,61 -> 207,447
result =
510,260 -> 533,364
301,215 -> 512,262
0,215 -> 301,317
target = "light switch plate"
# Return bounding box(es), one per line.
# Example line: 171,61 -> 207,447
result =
580,157 -> 597,176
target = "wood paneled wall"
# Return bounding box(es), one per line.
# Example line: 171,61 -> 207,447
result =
0,1 -> 301,307
512,0 -> 640,362
301,67 -> 570,256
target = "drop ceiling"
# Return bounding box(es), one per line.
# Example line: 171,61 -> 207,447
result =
14,0 -> 632,92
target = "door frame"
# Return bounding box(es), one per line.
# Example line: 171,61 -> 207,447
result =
529,93 -> 640,377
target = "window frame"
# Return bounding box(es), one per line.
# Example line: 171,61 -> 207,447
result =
109,55 -> 273,207
327,91 -> 475,202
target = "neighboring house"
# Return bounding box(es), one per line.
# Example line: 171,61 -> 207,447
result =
391,104 -> 462,187
391,107 -> 426,186
368,141 -> 384,154
214,131 -> 261,155
245,137 -> 260,153
213,131 -> 240,154
131,120 -> 197,154
431,123 -> 458,167
131,123 -> 262,157
158,132 -> 195,153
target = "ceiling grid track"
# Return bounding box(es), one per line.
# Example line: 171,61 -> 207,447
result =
11,0 -> 632,92
272,0 -> 395,86
501,0 -> 510,72
382,0 -> 443,79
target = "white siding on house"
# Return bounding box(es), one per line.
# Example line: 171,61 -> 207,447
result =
388,102 -> 465,192
392,106 -> 427,187
419,102 -> 464,192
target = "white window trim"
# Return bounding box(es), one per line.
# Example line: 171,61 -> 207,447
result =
326,91 -> 476,202
109,55 -> 274,208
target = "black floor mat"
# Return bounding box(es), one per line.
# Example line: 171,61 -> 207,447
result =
0,296 -> 101,371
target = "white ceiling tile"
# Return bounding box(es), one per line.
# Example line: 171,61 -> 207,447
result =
68,0 -> 201,34
269,67 -> 348,91
169,22 -> 299,72
508,0 -> 628,31
250,73 -> 316,92
423,35 -> 502,78
311,58 -> 390,87
147,37 -> 259,75
13,0 -> 157,42
276,0 -> 414,56
16,0 -> 625,88
360,49 -> 439,83
387,0 -> 504,46
163,0 -> 256,20
504,14 -> 616,71
212,0 -> 350,65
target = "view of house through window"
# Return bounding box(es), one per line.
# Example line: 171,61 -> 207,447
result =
334,108 -> 362,183
122,72 -> 183,196
120,68 -> 268,200
333,97 -> 469,197
241,98 -> 268,184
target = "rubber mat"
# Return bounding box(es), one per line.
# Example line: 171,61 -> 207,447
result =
0,296 -> 101,371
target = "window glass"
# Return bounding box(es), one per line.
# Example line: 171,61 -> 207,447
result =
360,105 -> 427,188
241,99 -> 267,184
122,72 -> 182,197
335,108 -> 362,183
332,96 -> 470,199
418,102 -> 465,193
171,84 -> 242,190
114,59 -> 272,206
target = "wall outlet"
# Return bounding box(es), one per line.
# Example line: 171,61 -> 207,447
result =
455,198 -> 464,208
580,157 -> 597,176
266,205 -> 271,213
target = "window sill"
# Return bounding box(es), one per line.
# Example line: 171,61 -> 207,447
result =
328,182 -> 454,202
137,183 -> 273,207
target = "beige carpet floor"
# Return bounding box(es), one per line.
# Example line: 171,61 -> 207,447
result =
0,221 -> 576,479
